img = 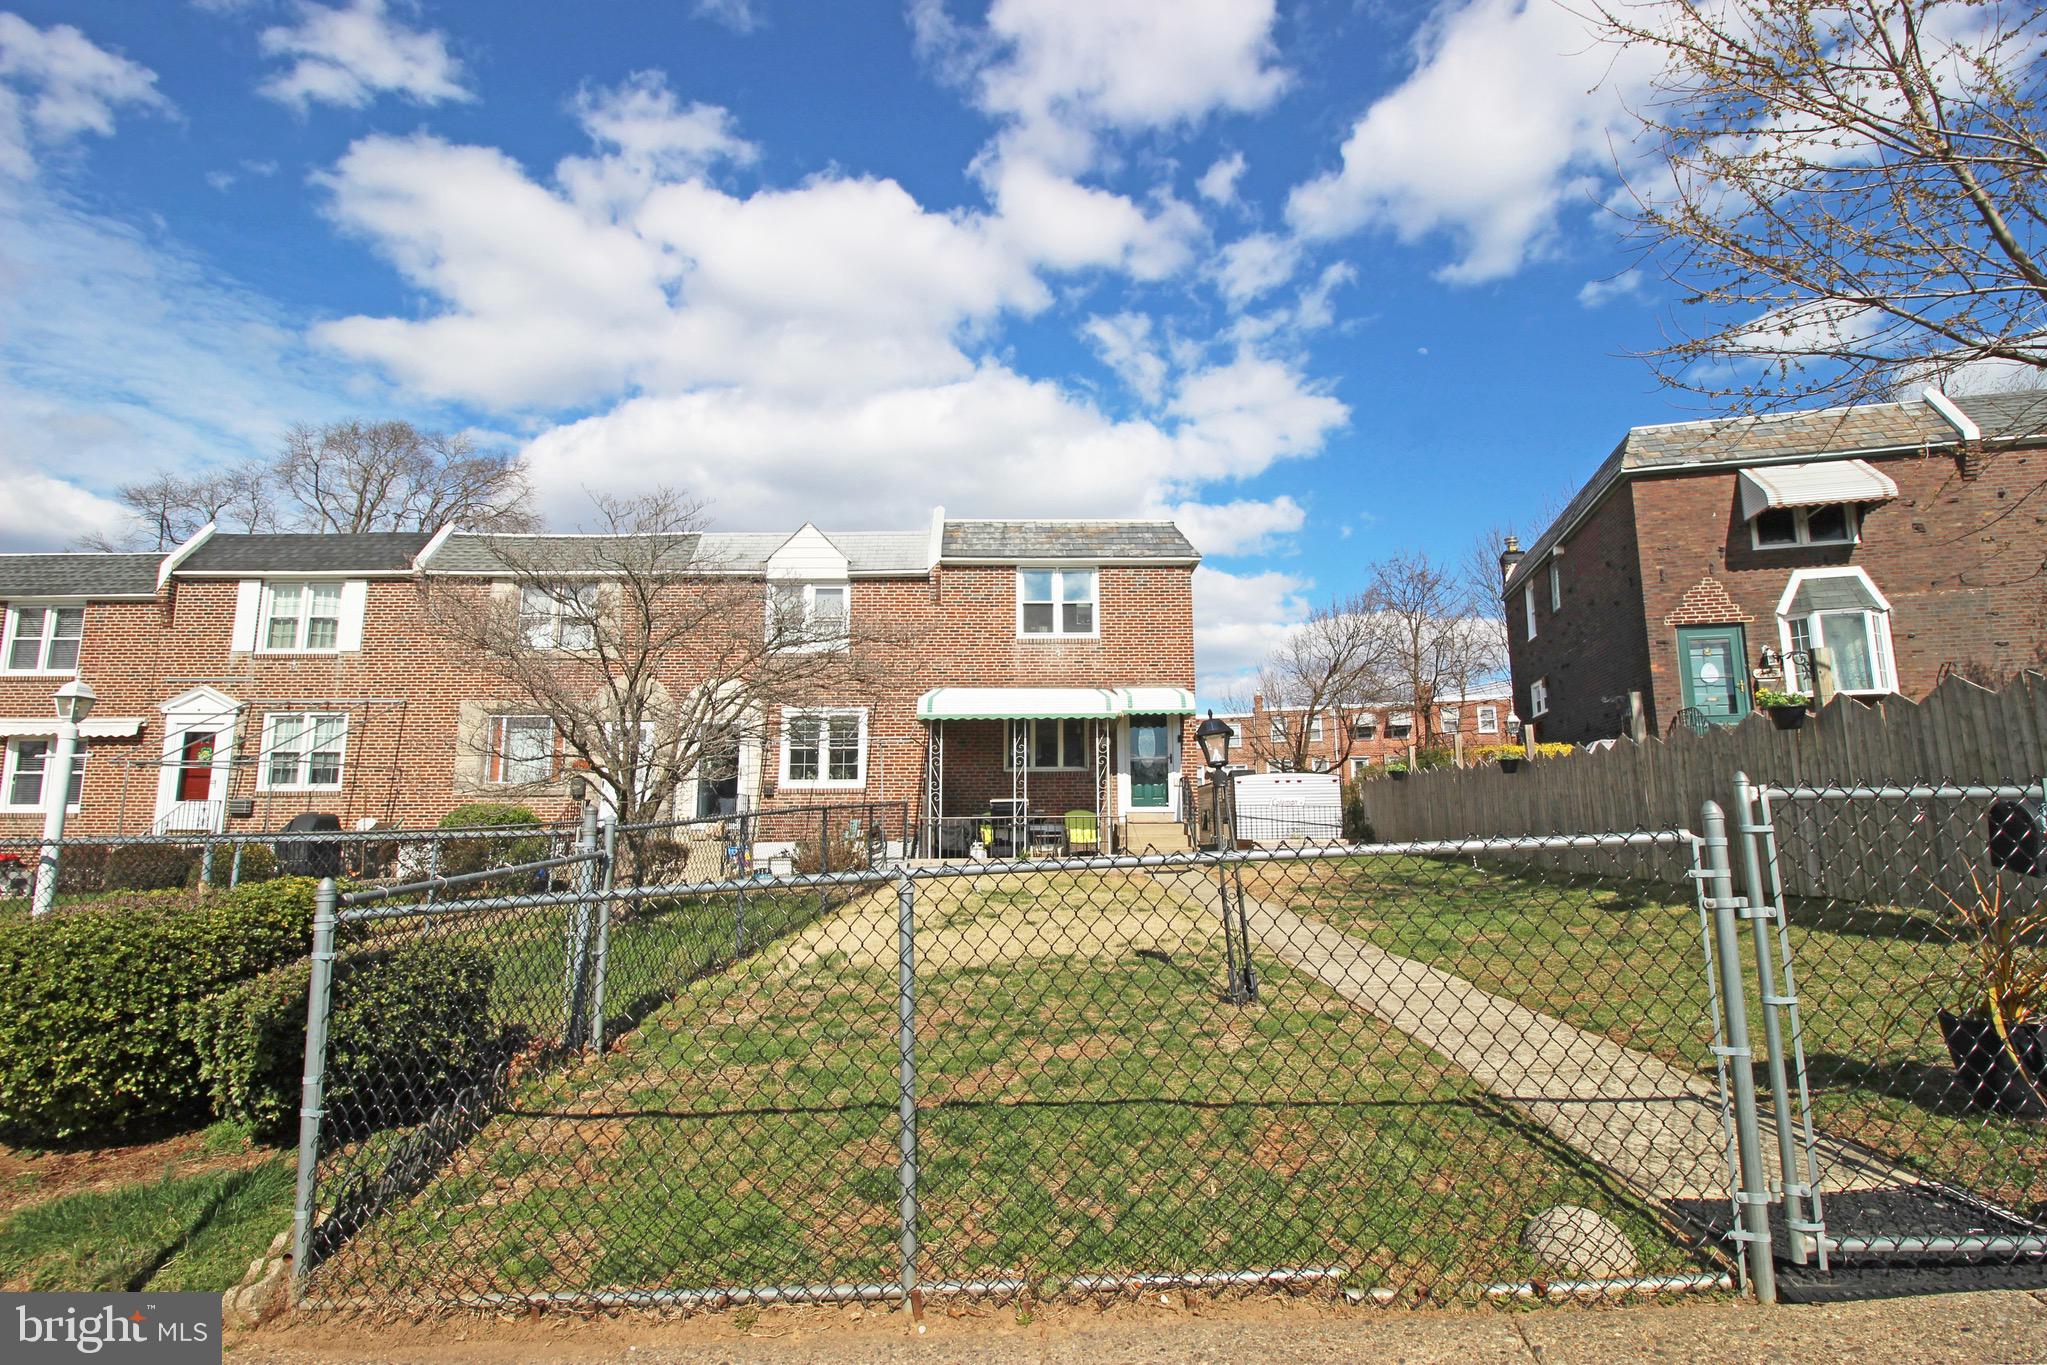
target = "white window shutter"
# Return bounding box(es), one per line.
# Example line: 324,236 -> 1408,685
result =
336,580 -> 368,652
230,580 -> 263,653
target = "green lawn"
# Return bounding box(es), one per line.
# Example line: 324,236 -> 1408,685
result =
309,871 -> 1707,1306
0,1124 -> 293,1293
1257,854 -> 2047,1219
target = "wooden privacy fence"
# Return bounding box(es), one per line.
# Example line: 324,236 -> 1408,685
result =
1360,673 -> 2047,901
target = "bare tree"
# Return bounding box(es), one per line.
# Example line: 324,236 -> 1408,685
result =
1589,0 -> 2047,407
81,463 -> 274,551
423,489 -> 902,862
1371,550 -> 1506,747
276,420 -> 538,533
1244,594 -> 1395,772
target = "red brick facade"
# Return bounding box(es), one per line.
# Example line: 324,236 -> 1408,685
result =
1506,409 -> 2047,743
1218,687 -> 1513,779
0,534 -> 1198,842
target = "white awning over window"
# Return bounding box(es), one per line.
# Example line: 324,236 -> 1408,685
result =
1739,459 -> 1898,520
915,686 -> 1196,721
0,717 -> 143,739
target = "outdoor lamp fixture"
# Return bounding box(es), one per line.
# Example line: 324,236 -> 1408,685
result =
1195,710 -> 1233,770
32,678 -> 96,917
567,773 -> 589,805
52,677 -> 96,725
1505,711 -> 1523,741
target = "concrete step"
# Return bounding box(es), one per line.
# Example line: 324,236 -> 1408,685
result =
1124,822 -> 1191,853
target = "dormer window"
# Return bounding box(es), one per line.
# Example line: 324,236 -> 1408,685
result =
1018,568 -> 1096,637
262,582 -> 343,653
769,582 -> 850,650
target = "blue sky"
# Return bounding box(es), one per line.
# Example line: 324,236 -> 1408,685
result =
0,0 -> 1707,693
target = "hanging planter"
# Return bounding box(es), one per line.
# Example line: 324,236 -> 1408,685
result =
1755,687 -> 1811,731
1387,764 -> 1409,782
1499,757 -> 1523,774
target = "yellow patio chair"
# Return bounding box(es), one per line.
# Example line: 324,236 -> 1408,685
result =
1064,809 -> 1100,855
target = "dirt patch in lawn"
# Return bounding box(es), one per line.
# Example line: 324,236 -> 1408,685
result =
765,875 -> 1221,974
0,1128 -> 276,1222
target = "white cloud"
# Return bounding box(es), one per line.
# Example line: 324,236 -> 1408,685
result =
0,459 -> 130,550
1577,270 -> 1643,308
1082,310 -> 1167,406
1167,351 -> 1347,480
1213,230 -> 1300,307
692,0 -> 761,34
1194,565 -> 1312,700
1286,0 -> 1657,283
570,70 -> 756,180
1197,149 -> 1246,205
1156,495 -> 1305,557
0,14 -> 169,178
983,155 -> 1200,279
258,0 -> 471,111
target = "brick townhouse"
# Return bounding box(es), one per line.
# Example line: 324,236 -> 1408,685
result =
1213,684 -> 1514,780
0,511 -> 1199,855
1501,388 -> 2047,743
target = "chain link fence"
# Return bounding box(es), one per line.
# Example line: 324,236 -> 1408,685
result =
289,820 -> 1766,1313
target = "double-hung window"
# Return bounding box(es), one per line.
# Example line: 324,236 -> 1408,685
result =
1003,718 -> 1088,770
1387,710 -> 1413,740
3,605 -> 84,673
1778,569 -> 1896,694
1441,705 -> 1461,733
1530,678 -> 1551,717
1476,704 -> 1500,734
488,715 -> 554,784
782,709 -> 866,787
3,738 -> 85,810
1548,559 -> 1562,611
1351,714 -> 1376,740
262,582 -> 343,652
1269,715 -> 1289,743
1018,568 -> 1097,637
1524,583 -> 1538,639
769,582 -> 850,649
261,712 -> 347,790
1307,714 -> 1325,741
1349,756 -> 1370,778
519,584 -> 599,650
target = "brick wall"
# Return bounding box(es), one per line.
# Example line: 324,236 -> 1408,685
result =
1504,490 -> 1650,745
1227,693 -> 1512,776
0,558 -> 1197,838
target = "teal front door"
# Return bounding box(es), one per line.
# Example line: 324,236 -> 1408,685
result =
1677,625 -> 1750,726
1129,719 -> 1171,807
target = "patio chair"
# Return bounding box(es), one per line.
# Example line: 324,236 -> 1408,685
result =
1063,809 -> 1100,856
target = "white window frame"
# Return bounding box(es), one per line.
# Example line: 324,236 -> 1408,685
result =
1386,710 -> 1414,740
1775,568 -> 1897,696
519,583 -> 601,651
257,711 -> 348,792
1349,756 -> 1371,778
768,581 -> 851,652
1524,582 -> 1538,639
1548,559 -> 1562,611
487,714 -> 555,785
257,581 -> 345,655
1016,567 -> 1099,639
780,707 -> 868,789
1530,678 -> 1551,718
1750,502 -> 1860,550
2,601 -> 85,675
1441,705 -> 1461,733
1000,717 -> 1091,771
1476,704 -> 1500,735
1307,714 -> 1324,741
1351,713 -> 1377,740
2,737 -> 85,812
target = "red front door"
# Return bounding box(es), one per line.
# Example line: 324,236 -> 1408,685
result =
178,732 -> 216,802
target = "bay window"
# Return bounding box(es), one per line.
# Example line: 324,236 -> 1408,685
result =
1778,569 -> 1896,695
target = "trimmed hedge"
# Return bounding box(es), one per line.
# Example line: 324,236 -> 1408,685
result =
185,940 -> 497,1140
0,879 -> 320,1143
435,803 -> 548,878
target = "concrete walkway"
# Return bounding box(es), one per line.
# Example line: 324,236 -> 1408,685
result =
1148,868 -> 1905,1203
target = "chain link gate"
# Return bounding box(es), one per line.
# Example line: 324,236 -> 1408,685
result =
289,819 -> 1765,1313
1731,775 -> 2047,1290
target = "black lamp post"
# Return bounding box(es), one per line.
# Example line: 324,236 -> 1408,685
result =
1195,710 -> 1233,771
1194,710 -> 1254,1004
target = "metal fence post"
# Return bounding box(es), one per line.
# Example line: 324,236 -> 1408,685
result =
1703,800 -> 1777,1303
588,816 -> 617,1056
895,873 -> 921,1312
819,806 -> 830,919
562,803 -> 599,1051
1732,772 -> 1815,1265
734,811 -> 750,958
291,877 -> 341,1298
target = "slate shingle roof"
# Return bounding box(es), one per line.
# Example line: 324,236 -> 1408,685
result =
0,554 -> 161,598
177,531 -> 434,574
1505,389 -> 2047,592
421,533 -> 701,575
941,521 -> 1199,561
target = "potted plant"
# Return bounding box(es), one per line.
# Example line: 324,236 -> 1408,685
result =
1498,753 -> 1524,774
1932,871 -> 2047,1116
1755,686 -> 1811,731
1387,761 -> 1409,782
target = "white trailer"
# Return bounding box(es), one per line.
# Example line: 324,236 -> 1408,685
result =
1228,771 -> 1342,845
